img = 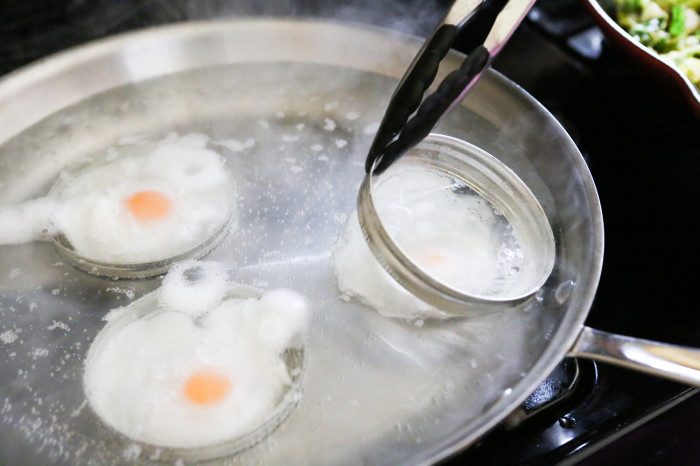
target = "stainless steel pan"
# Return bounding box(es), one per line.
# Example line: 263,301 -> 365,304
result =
0,19 -> 698,464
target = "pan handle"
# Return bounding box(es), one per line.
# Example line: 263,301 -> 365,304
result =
569,326 -> 700,386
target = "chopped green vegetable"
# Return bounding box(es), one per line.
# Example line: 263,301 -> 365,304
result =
614,0 -> 700,87
670,6 -> 686,36
620,0 -> 644,13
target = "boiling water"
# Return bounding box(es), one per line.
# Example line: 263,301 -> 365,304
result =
0,62 -> 555,464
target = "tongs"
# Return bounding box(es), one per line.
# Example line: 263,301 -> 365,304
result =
365,0 -> 536,174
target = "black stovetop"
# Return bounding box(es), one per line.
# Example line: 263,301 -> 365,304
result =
1,0 -> 698,464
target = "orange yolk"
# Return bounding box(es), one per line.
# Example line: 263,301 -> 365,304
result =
413,248 -> 448,266
125,190 -> 172,222
183,370 -> 232,405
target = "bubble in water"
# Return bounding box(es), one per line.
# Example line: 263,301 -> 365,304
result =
363,122 -> 380,135
323,118 -> 336,131
323,100 -> 339,111
31,348 -> 49,359
47,321 -> 70,332
554,280 -> 575,304
0,330 -> 18,344
122,443 -> 141,461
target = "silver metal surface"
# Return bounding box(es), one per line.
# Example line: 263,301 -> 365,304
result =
442,0 -> 482,27
482,0 -> 537,54
0,19 -> 605,465
571,327 -> 700,386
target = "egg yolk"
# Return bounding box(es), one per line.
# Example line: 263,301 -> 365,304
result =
183,370 -> 232,405
413,248 -> 449,267
125,190 -> 172,222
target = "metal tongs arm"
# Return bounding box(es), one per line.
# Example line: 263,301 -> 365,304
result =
365,0 -> 536,174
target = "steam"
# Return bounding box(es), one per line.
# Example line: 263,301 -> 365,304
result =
168,0 -> 450,36
2,0 -> 451,77
63,0 -> 452,37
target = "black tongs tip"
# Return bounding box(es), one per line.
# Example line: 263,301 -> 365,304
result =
364,0 -> 534,175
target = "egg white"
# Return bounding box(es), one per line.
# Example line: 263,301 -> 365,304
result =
333,212 -> 449,320
50,134 -> 235,263
333,168 -> 524,319
84,263 -> 311,449
0,134 -> 235,264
